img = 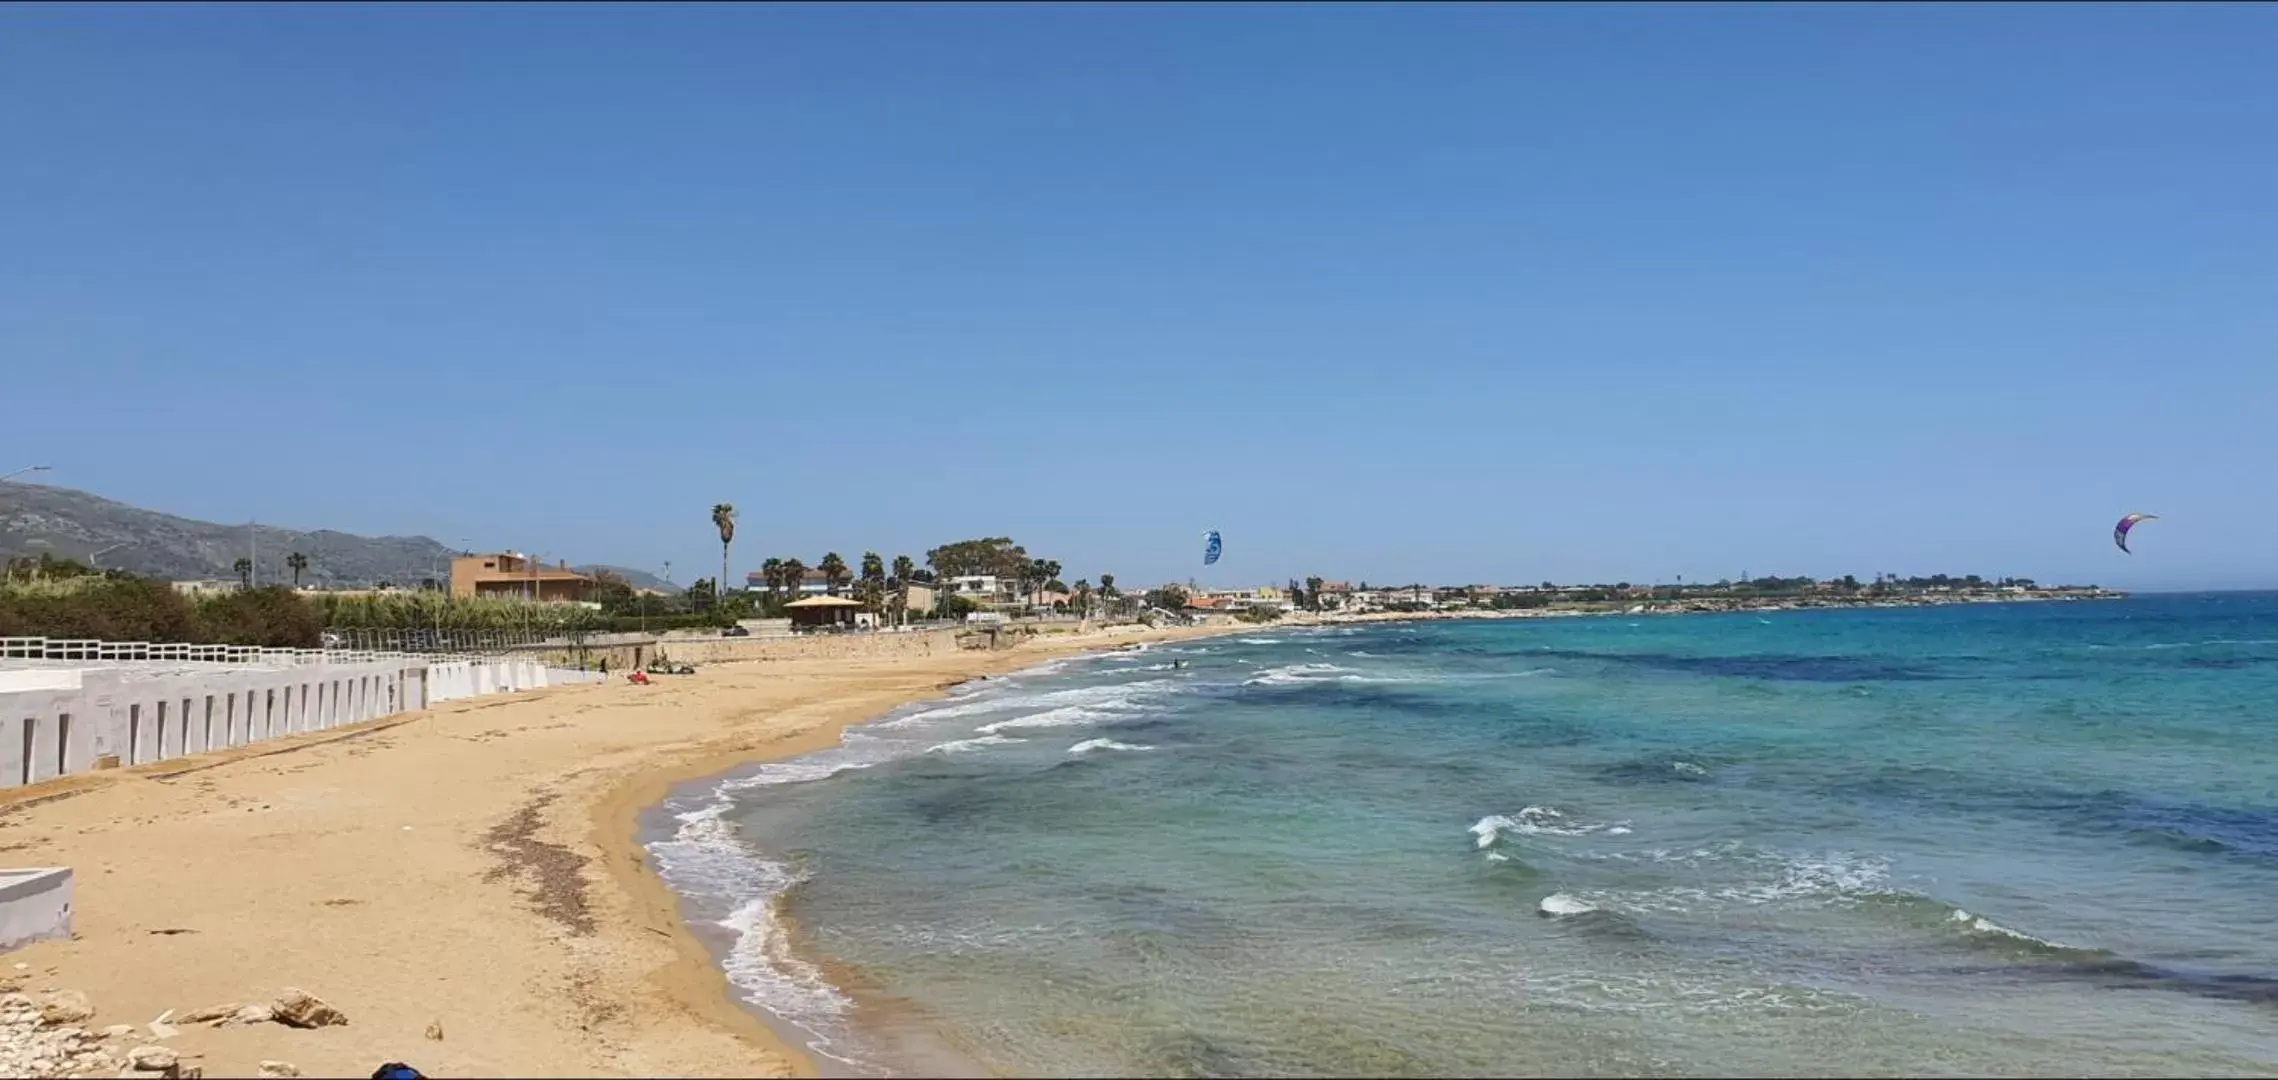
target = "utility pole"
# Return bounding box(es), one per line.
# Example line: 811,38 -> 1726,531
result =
249,522 -> 258,588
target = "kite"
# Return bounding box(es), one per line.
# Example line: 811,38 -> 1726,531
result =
2113,513 -> 2157,554
1203,530 -> 1222,566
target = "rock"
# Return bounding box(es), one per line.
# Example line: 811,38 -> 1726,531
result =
145,1020 -> 178,1040
256,1062 -> 301,1078
220,1004 -> 274,1027
126,1045 -> 178,1071
39,990 -> 94,1026
176,1004 -> 237,1024
104,1024 -> 137,1040
269,989 -> 344,1029
424,1019 -> 443,1041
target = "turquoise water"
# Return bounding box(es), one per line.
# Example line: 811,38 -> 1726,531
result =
650,596 -> 2278,1077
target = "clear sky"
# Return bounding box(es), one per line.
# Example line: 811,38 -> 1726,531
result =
3,3 -> 2273,591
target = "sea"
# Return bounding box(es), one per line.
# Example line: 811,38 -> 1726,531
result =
645,594 -> 2278,1077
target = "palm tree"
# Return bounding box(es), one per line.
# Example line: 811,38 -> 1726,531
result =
891,554 -> 916,625
287,551 -> 309,588
780,558 -> 807,599
232,557 -> 253,589
1305,575 -> 1324,612
710,504 -> 738,607
818,552 -> 848,595
760,557 -> 784,598
1073,579 -> 1093,619
857,552 -> 887,617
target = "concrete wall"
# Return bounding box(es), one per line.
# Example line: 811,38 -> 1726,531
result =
0,650 -> 604,791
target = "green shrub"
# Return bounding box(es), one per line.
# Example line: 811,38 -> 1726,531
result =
193,587 -> 323,648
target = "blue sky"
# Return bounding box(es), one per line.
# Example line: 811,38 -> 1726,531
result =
3,4 -> 2273,590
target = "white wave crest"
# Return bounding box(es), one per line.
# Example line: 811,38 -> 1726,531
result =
926,733 -> 1028,754
881,678 -> 1175,728
976,706 -> 1119,735
1539,893 -> 1599,917
1471,806 -> 1627,846
1068,738 -> 1153,755
1950,908 -> 2062,947
1245,662 -> 1372,686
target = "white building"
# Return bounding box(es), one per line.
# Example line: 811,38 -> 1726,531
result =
746,569 -> 837,596
947,575 -> 1006,600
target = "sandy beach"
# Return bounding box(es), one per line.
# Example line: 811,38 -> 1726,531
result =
0,623 -> 1222,1079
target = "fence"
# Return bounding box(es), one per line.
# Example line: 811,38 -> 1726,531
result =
0,636 -> 604,791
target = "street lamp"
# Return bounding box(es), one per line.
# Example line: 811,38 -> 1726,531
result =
1,465 -> 52,484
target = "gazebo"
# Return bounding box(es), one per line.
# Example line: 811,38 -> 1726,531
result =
783,595 -> 865,631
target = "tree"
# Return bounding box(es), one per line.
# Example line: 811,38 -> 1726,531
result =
925,538 -> 1025,578
780,558 -> 807,598
589,569 -> 636,613
857,552 -> 887,615
286,551 -> 309,588
686,577 -> 717,611
1305,576 -> 1324,612
1144,585 -> 1189,614
233,557 -> 253,588
819,552 -> 849,595
1019,558 -> 1062,608
760,557 -> 784,598
1072,579 -> 1093,619
711,504 -> 737,604
1099,573 -> 1117,595
891,555 -> 916,624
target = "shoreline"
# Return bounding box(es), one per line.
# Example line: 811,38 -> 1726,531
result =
616,626 -> 1241,1079
588,622 -> 1242,1079
0,621 -> 1233,1078
614,595 -> 2138,1077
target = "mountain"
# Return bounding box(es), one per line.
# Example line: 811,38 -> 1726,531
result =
0,483 -> 672,592
574,565 -> 676,592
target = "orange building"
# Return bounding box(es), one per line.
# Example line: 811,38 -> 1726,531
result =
448,551 -> 596,602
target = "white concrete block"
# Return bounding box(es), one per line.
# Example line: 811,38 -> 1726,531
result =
0,868 -> 73,952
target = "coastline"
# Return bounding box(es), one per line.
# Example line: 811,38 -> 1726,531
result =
617,624 -> 1243,1078
0,621 -> 1232,1078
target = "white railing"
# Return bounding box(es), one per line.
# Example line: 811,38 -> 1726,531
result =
0,636 -> 545,669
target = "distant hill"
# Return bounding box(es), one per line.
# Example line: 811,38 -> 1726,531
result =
574,565 -> 676,592
0,482 -> 672,592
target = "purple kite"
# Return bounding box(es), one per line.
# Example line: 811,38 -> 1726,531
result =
2113,513 -> 2158,554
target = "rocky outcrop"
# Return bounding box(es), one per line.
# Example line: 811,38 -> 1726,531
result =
268,990 -> 344,1030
